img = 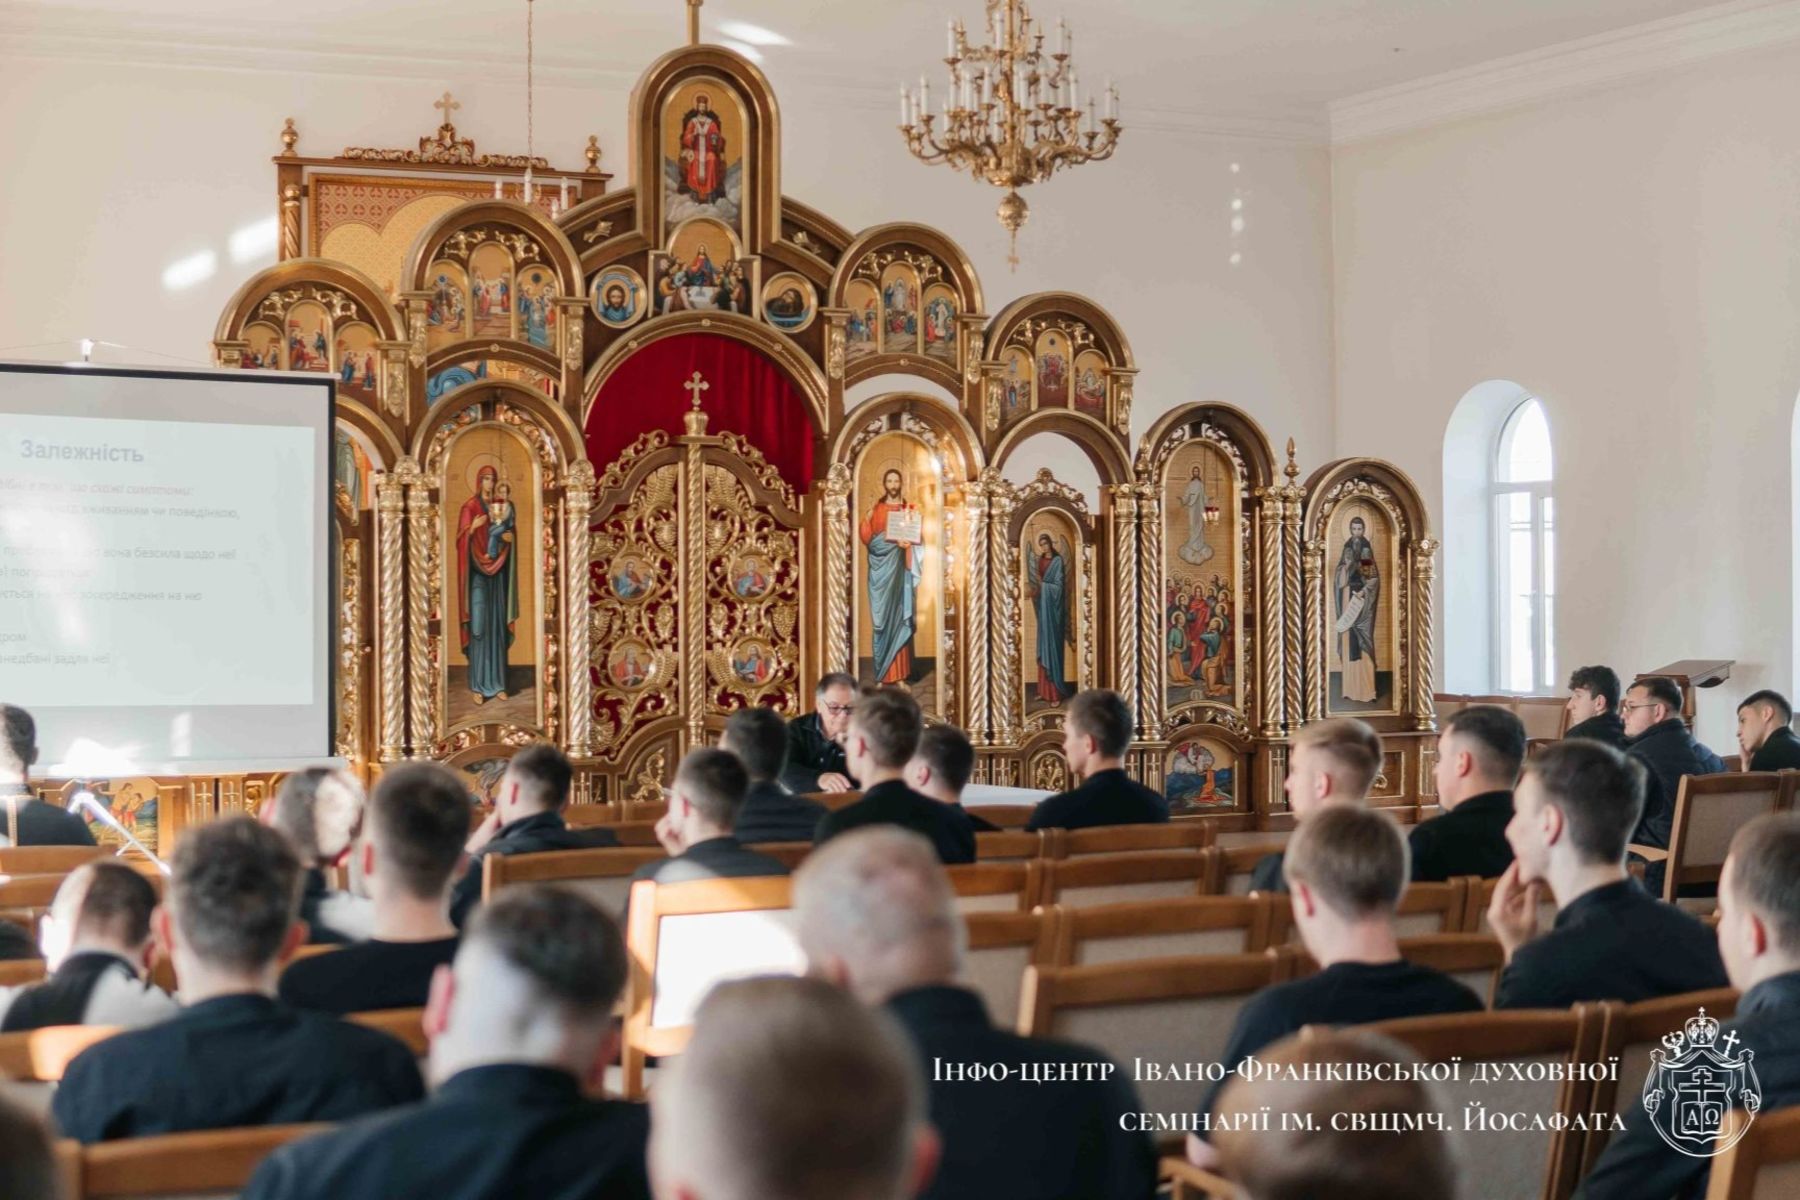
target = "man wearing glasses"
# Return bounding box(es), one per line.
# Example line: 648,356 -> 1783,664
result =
783,673 -> 862,794
1621,676 -> 1724,881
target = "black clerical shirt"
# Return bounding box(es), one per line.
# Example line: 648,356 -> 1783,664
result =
1493,879 -> 1727,1010
816,780 -> 977,864
279,937 -> 460,1015
1196,960 -> 1482,1122
1563,712 -> 1628,750
449,810 -> 619,928
0,789 -> 96,847
733,779 -> 829,844
887,985 -> 1156,1200
241,1063 -> 652,1200
1751,725 -> 1800,771
52,993 -> 423,1143
1025,768 -> 1169,832
1407,791 -> 1515,882
628,836 -> 789,888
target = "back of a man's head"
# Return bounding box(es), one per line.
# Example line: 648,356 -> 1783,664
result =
1282,805 -> 1408,922
676,747 -> 751,831
1293,718 -> 1383,799
369,763 -> 472,901
170,817 -> 302,974
505,743 -> 574,812
49,861 -> 158,959
0,704 -> 37,780
911,725 -> 974,800
723,706 -> 790,783
794,827 -> 962,1004
852,688 -> 924,770
267,767 -> 364,867
650,975 -> 929,1200
1067,689 -> 1134,760
0,1097 -> 61,1200
1212,1030 -> 1458,1200
1721,813 -> 1800,981
1521,740 -> 1645,867
1441,705 -> 1527,787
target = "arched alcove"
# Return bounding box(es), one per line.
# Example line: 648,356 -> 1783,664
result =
998,432 -> 1103,512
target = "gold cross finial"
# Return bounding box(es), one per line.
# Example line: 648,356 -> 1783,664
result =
684,370 -> 710,406
434,91 -> 460,125
682,370 -> 711,434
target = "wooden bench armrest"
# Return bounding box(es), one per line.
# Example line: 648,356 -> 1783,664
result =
1627,843 -> 1669,863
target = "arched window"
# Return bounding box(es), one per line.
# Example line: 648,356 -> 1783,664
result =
1493,399 -> 1554,692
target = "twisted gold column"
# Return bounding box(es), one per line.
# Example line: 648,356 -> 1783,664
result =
1411,537 -> 1439,731
1256,490 -> 1285,739
1134,483 -> 1164,742
404,461 -> 437,754
375,466 -> 409,761
1303,538 -> 1326,722
563,461 -> 596,758
823,464 -> 852,674
1106,485 -> 1140,736
964,473 -> 993,744
990,479 -> 1021,744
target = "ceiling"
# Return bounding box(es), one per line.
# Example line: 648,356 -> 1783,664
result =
0,0 -> 1743,123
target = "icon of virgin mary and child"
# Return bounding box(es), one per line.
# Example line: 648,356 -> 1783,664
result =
455,466 -> 521,704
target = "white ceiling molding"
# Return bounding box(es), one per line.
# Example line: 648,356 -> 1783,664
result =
1329,0 -> 1800,145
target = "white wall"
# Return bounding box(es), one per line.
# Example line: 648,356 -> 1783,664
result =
1333,43 -> 1800,737
0,52 -> 1337,466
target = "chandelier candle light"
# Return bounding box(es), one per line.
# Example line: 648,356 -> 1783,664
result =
489,0 -> 571,216
900,0 -> 1121,268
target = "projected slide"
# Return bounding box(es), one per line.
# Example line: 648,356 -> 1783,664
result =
0,364 -> 333,770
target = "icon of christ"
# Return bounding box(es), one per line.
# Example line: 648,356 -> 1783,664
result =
859,468 -> 923,685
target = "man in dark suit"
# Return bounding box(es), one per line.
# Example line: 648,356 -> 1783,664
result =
1576,812 -> 1800,1199
796,826 -> 1155,1200
53,818 -> 423,1142
0,704 -> 95,848
907,725 -> 1000,834
629,747 -> 787,892
815,689 -> 974,864
1025,689 -> 1167,832
783,672 -> 861,794
1248,718 -> 1382,893
722,706 -> 827,844
1738,689 -> 1800,771
1621,676 -> 1725,853
1408,705 -> 1523,882
263,766 -> 372,945
449,743 -> 617,927
1562,665 -> 1627,749
244,887 -> 651,1200
1489,740 -> 1725,1009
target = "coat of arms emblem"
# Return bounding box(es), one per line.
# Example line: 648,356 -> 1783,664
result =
1643,1008 -> 1762,1158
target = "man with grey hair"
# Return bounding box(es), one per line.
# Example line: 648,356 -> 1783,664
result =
784,672 -> 861,793
244,886 -> 650,1200
0,861 -> 175,1031
263,766 -> 374,944
795,827 -> 1155,1200
650,975 -> 936,1200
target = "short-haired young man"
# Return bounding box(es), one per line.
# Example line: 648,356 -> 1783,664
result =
1575,813 -> 1800,1200
1248,718 -> 1382,893
1409,705 -> 1525,882
450,743 -> 617,927
1488,740 -> 1726,1009
53,818 -> 423,1142
797,827 -> 1154,1200
280,763 -> 469,1015
630,748 -> 788,890
0,861 -> 176,1031
784,672 -> 861,793
264,766 -> 374,944
1562,665 -> 1626,749
1621,676 -> 1725,853
1738,688 -> 1800,770
1026,689 -> 1168,831
650,975 -> 936,1200
721,706 -> 827,844
1187,806 -> 1480,1169
907,725 -> 1000,834
815,689 -> 975,864
245,887 -> 651,1200
0,704 -> 96,848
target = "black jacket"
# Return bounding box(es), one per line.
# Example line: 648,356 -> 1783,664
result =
733,780 -> 829,844
781,712 -> 855,793
242,1063 -> 651,1200
887,986 -> 1156,1200
449,811 -> 619,928
1407,791 -> 1515,882
815,780 -> 976,864
1576,969 -> 1800,1200
1624,717 -> 1725,849
1026,769 -> 1169,832
1564,712 -> 1628,749
0,791 -> 97,847
1751,725 -> 1800,771
627,836 -> 788,889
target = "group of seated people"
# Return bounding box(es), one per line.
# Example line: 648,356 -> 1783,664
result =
0,661 -> 1796,1199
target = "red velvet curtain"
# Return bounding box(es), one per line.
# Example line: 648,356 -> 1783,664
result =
586,333 -> 816,489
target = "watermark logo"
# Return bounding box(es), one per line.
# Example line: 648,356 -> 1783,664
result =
1643,1008 -> 1761,1158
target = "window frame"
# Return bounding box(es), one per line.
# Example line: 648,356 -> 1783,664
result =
1490,399 -> 1554,694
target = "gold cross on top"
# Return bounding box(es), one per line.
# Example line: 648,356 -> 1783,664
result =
684,370 -> 710,407
435,92 -> 461,124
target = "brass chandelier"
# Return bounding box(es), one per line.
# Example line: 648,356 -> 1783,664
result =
900,0 -> 1121,267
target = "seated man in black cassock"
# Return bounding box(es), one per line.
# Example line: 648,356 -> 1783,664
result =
0,704 -> 96,848
1408,704 -> 1523,882
1187,805 -> 1482,1170
722,705 -> 827,844
1247,718 -> 1382,893
449,742 -> 617,927
280,762 -> 466,1015
264,767 -> 373,945
1738,688 -> 1800,770
52,818 -> 423,1142
1561,665 -> 1627,748
815,688 -> 974,864
1489,740 -> 1725,1009
907,725 -> 1000,834
1621,675 -> 1725,854
244,887 -> 651,1200
628,747 -> 788,895
783,672 -> 861,794
1025,689 -> 1167,832
797,826 -> 1155,1200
